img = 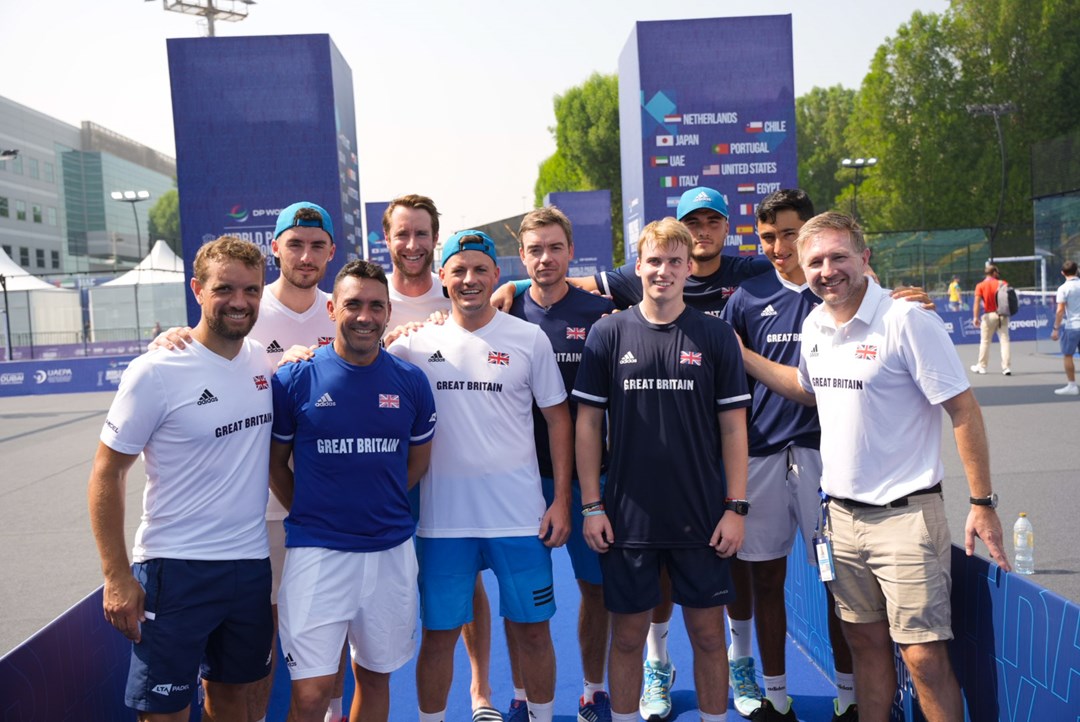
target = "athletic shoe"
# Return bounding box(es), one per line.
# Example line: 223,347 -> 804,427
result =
748,697 -> 797,721
831,699 -> 859,722
478,703 -> 509,722
728,647 -> 764,717
970,364 -> 986,374
1003,368 -> 1012,375
639,660 -> 675,721
1054,384 -> 1080,396
578,690 -> 612,722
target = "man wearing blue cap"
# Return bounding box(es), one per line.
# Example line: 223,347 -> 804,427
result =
388,231 -> 573,722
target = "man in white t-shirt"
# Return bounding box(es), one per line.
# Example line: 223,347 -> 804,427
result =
88,236 -> 274,721
382,194 -> 451,331
741,212 -> 1010,722
388,230 -> 573,722
1051,260 -> 1080,396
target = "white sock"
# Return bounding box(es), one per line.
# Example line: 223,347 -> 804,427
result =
612,712 -> 639,722
419,711 -> 444,722
583,679 -> 605,701
728,616 -> 753,659
513,686 -> 527,701
324,696 -> 342,722
700,712 -> 728,722
835,670 -> 856,710
646,621 -> 670,664
528,699 -> 554,722
763,674 -> 788,711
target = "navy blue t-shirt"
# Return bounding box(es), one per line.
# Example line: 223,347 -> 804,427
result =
721,271 -> 821,456
572,306 -> 751,548
510,285 -> 615,478
271,345 -> 436,552
594,255 -> 773,315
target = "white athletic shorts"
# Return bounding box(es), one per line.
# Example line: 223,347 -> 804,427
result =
737,446 -> 823,564
268,519 -> 286,605
278,540 -> 418,679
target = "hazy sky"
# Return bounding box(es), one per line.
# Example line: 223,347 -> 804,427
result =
1,0 -> 949,230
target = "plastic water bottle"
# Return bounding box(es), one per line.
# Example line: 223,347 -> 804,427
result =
1013,513 -> 1035,575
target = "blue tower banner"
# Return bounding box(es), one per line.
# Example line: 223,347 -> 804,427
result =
364,201 -> 392,274
544,190 -> 614,277
167,35 -> 360,325
618,16 -> 797,262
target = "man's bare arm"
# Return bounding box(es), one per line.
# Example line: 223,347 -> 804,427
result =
406,441 -> 433,490
538,401 -> 573,548
269,439 -> 295,511
575,404 -> 612,553
710,407 -> 748,557
741,346 -> 816,406
87,442 -> 144,641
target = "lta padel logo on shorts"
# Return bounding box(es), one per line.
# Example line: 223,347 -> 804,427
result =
151,683 -> 191,696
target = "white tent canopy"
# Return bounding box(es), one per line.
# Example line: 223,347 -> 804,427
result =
0,247 -> 82,352
0,245 -> 63,291
89,240 -> 188,341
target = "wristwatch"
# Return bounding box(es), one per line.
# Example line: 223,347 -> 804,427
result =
724,499 -> 750,516
969,493 -> 998,508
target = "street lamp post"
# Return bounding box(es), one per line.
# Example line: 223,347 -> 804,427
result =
840,157 -> 878,223
0,273 -> 11,361
966,102 -> 1016,263
111,190 -> 151,340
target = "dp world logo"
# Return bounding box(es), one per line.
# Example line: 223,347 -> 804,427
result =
227,205 -> 249,222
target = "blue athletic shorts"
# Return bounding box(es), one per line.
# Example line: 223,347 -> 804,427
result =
415,536 -> 555,629
124,558 -> 273,713
1060,327 -> 1080,357
542,475 -> 604,586
599,546 -> 734,615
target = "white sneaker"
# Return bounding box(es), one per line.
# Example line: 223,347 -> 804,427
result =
1054,384 -> 1079,396
970,365 -> 986,374
1002,368 -> 1012,376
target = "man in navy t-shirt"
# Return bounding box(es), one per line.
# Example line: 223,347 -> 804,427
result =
270,260 -> 436,722
506,206 -> 616,722
574,217 -> 751,722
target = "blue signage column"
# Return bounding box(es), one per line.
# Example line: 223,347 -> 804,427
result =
618,16 -> 797,262
544,190 -> 613,278
167,35 -> 361,325
364,201 -> 392,274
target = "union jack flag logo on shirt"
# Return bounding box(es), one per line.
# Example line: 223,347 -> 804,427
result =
680,351 -> 702,366
721,286 -> 736,299
566,327 -> 586,340
488,351 -> 511,366
317,336 -> 334,346
855,344 -> 878,360
253,375 -> 269,390
379,394 -> 400,408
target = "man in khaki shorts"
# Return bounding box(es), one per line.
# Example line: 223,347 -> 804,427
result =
740,212 -> 1010,722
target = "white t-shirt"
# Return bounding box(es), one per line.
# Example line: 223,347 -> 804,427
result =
387,312 -> 566,538
797,280 -> 970,504
1055,276 -> 1080,330
387,272 -> 451,330
250,287 -> 336,519
101,339 -> 274,561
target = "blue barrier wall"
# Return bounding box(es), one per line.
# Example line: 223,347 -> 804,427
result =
785,537 -> 1080,720
545,190 -> 614,276
0,355 -> 135,398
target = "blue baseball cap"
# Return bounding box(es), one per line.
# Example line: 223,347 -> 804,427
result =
441,230 -> 498,266
274,201 -> 334,241
676,187 -> 729,220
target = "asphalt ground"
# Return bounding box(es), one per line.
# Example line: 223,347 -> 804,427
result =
1,340 -> 1077,657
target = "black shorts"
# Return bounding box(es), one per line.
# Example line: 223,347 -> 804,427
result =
599,546 -> 734,614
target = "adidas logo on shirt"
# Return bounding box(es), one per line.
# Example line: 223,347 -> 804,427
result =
266,340 -> 284,354
619,351 -> 638,365
428,350 -> 446,363
197,389 -> 218,405
315,392 -> 336,407
760,304 -> 778,317
808,344 -> 819,358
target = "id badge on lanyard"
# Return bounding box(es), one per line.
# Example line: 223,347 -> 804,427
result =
814,490 -> 836,582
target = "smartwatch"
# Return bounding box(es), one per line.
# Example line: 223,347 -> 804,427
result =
724,499 -> 750,516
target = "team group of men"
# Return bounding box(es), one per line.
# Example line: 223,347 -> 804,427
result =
89,184 -> 1010,722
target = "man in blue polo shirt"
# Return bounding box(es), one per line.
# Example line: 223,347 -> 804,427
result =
506,206 -> 616,722
574,217 -> 751,722
270,259 -> 436,722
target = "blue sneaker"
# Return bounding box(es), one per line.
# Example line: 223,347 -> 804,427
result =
578,690 -> 612,722
639,660 -> 675,721
502,698 -> 526,722
728,646 -> 764,717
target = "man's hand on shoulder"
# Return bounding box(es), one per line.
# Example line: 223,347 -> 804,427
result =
384,321 -> 427,346
147,326 -> 193,352
277,344 -> 317,367
491,281 -> 518,312
891,286 -> 936,311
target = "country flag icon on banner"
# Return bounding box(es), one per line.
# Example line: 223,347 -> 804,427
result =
736,225 -> 754,235
663,114 -> 681,124
702,164 -> 720,176
656,135 -> 674,146
739,203 -> 755,215
713,143 -> 730,154
737,183 -> 756,193
745,121 -> 764,133
660,176 -> 678,188
650,156 -> 669,167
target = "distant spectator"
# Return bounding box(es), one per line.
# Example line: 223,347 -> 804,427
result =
948,276 -> 962,312
971,264 -> 1011,375
1051,260 -> 1080,396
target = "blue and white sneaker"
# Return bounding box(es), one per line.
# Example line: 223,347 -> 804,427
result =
579,690 -> 612,722
728,646 -> 764,717
639,659 -> 675,721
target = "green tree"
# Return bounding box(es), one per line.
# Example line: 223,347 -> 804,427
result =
534,72 -> 623,264
148,188 -> 181,256
795,85 -> 856,212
